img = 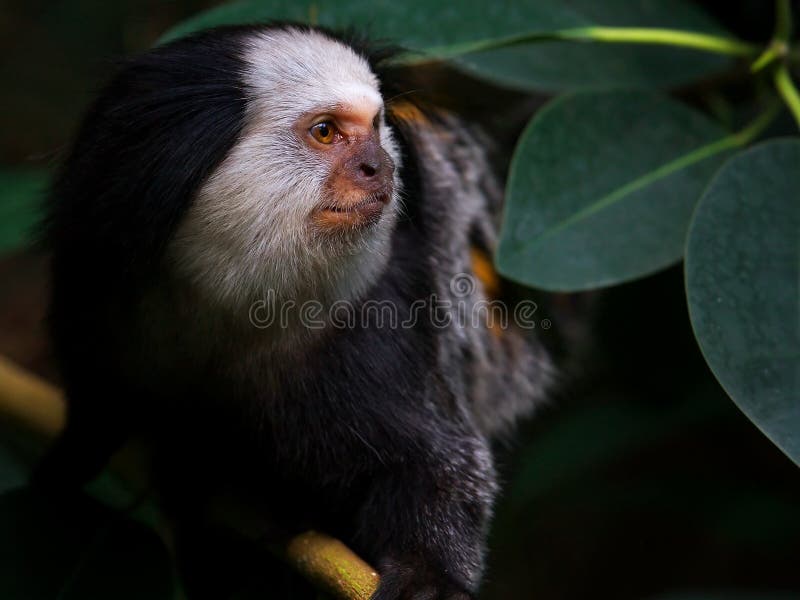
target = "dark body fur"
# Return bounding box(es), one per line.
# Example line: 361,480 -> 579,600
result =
39,24 -> 553,599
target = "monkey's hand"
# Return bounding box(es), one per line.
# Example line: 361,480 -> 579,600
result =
371,556 -> 474,600
356,429 -> 496,600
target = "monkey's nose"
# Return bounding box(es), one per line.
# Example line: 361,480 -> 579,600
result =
359,162 -> 378,178
349,142 -> 394,190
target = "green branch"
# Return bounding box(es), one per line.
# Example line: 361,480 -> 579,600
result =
774,65 -> 800,129
775,0 -> 793,43
400,26 -> 758,65
732,100 -> 784,146
563,27 -> 758,57
751,42 -> 788,73
752,0 -> 793,72
758,0 -> 800,129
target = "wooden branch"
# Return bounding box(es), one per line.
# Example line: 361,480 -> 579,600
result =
0,356 -> 65,439
286,532 -> 379,600
0,355 -> 380,600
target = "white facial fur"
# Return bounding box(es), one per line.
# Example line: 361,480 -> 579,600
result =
168,27 -> 402,313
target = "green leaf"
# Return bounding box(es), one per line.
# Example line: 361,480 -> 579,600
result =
686,139 -> 800,467
0,488 -> 176,599
497,90 -> 733,291
461,42 -> 728,92
0,169 -> 47,254
159,0 -> 731,91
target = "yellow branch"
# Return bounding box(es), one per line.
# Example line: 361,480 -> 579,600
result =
0,356 -> 65,438
286,531 -> 379,600
0,354 -> 379,600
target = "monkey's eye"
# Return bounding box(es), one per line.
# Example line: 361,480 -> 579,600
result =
310,121 -> 338,144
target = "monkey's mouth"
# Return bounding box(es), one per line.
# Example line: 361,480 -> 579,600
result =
313,192 -> 391,230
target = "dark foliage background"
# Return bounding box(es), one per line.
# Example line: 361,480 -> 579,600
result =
0,1 -> 798,599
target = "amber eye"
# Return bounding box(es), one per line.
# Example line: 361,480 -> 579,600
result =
310,121 -> 338,144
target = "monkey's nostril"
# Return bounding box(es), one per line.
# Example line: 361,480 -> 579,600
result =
359,163 -> 377,178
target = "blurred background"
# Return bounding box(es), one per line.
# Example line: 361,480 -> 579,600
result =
0,1 -> 798,599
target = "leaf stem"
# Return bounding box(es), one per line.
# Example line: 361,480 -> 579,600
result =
774,65 -> 800,129
775,0 -> 793,43
732,100 -> 784,146
400,26 -> 759,64
563,27 -> 759,57
752,0 -> 793,72
751,42 -> 788,73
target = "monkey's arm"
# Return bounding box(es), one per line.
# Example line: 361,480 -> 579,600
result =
355,421 -> 496,600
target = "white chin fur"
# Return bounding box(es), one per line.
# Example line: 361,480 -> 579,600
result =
166,27 -> 403,312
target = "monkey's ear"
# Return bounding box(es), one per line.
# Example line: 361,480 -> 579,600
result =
386,99 -> 430,128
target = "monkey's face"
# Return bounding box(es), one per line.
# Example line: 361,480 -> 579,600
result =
169,28 -> 402,310
302,105 -> 395,233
